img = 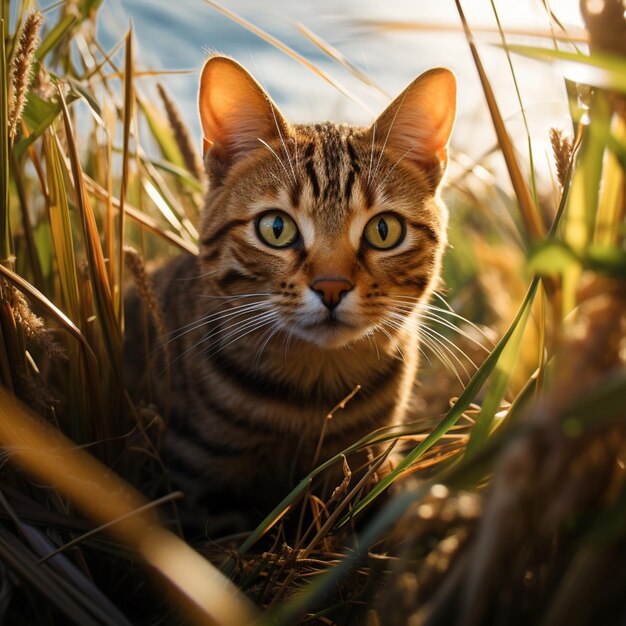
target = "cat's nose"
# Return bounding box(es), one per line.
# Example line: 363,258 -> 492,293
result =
310,278 -> 354,311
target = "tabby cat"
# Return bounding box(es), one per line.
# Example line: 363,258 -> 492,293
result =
124,55 -> 456,530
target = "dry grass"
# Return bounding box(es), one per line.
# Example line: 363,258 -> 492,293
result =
0,1 -> 625,625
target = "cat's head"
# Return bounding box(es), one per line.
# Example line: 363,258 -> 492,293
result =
197,55 -> 456,349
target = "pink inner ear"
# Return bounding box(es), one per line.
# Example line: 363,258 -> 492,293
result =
374,68 -> 456,167
219,106 -> 277,155
384,117 -> 447,166
199,58 -> 289,164
391,100 -> 455,164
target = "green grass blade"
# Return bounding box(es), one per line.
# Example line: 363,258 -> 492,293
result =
149,156 -> 204,193
595,118 -> 625,247
57,90 -> 127,442
503,44 -> 626,93
339,276 -> 540,524
78,0 -> 104,18
57,92 -> 120,346
138,96 -> 186,170
465,294 -> 532,454
35,14 -> 77,62
43,133 -> 82,324
237,273 -> 540,553
17,91 -> 80,159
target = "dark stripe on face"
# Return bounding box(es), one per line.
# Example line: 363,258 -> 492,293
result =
408,220 -> 439,244
217,269 -> 258,289
344,169 -> 356,202
303,142 -> 315,160
322,134 -> 341,202
389,247 -> 432,265
306,160 -> 320,198
362,181 -> 376,209
290,180 -> 302,207
201,248 -> 221,263
396,275 -> 429,291
293,244 -> 308,270
201,218 -> 248,247
356,244 -> 373,273
346,140 -> 361,173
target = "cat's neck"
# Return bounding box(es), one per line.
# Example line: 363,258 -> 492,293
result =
200,316 -> 419,406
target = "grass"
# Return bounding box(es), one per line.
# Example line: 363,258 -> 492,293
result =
0,1 -> 625,624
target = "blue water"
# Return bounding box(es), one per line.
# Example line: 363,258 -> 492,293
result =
92,0 -> 582,169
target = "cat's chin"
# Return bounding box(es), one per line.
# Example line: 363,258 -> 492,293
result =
291,320 -> 369,350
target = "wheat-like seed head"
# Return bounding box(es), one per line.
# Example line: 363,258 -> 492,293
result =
549,127 -> 573,190
8,11 -> 43,142
157,83 -> 204,180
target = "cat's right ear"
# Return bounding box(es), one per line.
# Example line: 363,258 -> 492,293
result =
370,68 -> 456,188
199,56 -> 290,182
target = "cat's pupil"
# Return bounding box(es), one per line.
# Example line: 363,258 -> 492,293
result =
377,218 -> 388,241
272,216 -> 284,240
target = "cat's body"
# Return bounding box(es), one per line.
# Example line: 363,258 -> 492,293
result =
124,56 -> 456,529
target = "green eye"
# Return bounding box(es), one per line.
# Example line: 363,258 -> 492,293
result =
256,211 -> 299,248
363,213 -> 405,250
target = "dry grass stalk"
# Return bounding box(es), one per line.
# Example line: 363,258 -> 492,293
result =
123,247 -> 167,343
549,128 -> 573,190
156,83 -> 204,180
0,276 -> 64,360
8,11 -> 43,141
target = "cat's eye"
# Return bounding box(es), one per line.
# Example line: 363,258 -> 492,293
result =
363,213 -> 405,250
256,211 -> 299,248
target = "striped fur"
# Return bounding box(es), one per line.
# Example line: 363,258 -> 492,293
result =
124,56 -> 456,529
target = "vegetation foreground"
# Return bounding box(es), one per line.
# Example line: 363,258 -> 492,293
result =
0,1 -> 625,624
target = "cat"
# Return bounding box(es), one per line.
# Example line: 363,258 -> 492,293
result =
124,55 -> 456,532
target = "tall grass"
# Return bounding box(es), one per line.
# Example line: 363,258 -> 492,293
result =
0,1 -> 625,625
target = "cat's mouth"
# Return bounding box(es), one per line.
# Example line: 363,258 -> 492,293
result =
294,314 -> 366,348
302,317 -> 350,329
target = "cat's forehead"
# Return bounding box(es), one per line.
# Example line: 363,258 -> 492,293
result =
289,122 -> 372,232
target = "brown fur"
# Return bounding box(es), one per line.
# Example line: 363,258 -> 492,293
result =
124,56 -> 456,531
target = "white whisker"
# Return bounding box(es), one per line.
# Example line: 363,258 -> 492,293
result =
376,323 -> 405,361
159,301 -> 272,347
253,320 -> 284,367
372,86 -> 411,181
164,310 -> 276,371
367,123 -> 377,185
258,138 -> 293,183
204,313 -> 279,360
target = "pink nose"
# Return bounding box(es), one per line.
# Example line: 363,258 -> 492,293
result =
310,278 -> 354,311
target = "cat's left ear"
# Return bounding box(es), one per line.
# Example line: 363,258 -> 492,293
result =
371,68 -> 456,186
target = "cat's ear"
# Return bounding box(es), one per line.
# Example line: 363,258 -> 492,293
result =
199,55 -> 290,179
371,68 -> 456,186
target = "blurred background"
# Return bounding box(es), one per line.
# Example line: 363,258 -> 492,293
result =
97,1 -> 585,154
